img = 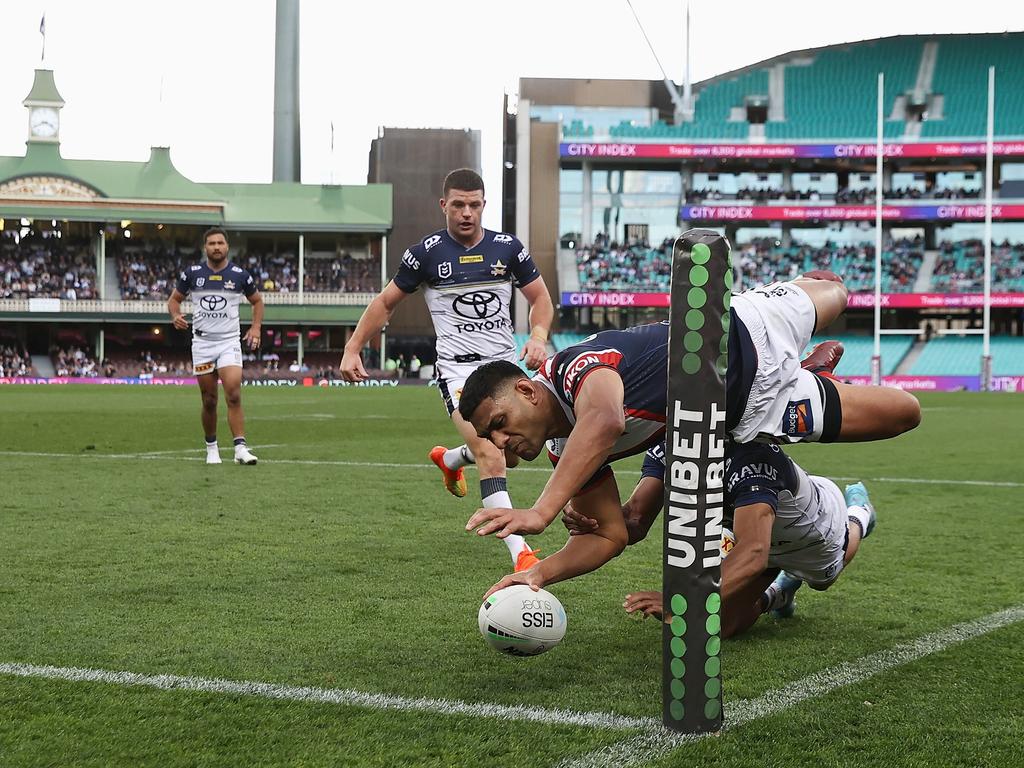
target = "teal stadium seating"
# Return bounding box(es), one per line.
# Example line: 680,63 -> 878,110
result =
910,336 -> 1024,375
810,335 -> 914,376
920,35 -> 1024,138
552,333 -> 587,351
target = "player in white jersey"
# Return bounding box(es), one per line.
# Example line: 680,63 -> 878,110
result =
167,227 -> 263,465
561,438 -> 877,637
340,169 -> 554,572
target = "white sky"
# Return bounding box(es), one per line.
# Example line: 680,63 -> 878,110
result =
1,1 -> 1022,229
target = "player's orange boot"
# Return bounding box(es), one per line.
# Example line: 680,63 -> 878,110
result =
514,547 -> 541,572
428,445 -> 468,498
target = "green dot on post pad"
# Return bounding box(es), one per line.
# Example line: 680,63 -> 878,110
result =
706,614 -> 721,634
689,264 -> 709,286
685,309 -> 705,330
705,593 -> 721,614
670,678 -> 685,699
721,313 -> 730,332
687,287 -> 707,308
671,615 -> 687,636
705,656 -> 721,677
671,657 -> 685,678
682,353 -> 700,375
720,333 -> 728,354
670,637 -> 686,657
723,290 -> 731,308
704,677 -> 721,699
690,242 -> 711,264
671,594 -> 687,615
704,699 -> 722,720
670,699 -> 684,721
706,636 -> 721,656
716,355 -> 728,375
684,332 -> 703,353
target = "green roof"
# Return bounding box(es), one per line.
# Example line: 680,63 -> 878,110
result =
0,142 -> 392,232
23,69 -> 64,106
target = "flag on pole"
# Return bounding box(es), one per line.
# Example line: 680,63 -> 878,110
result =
39,14 -> 46,61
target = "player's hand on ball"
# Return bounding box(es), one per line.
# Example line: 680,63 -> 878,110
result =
340,351 -> 368,382
623,591 -> 666,621
519,338 -> 547,371
482,568 -> 544,602
466,507 -> 547,538
561,502 -> 598,536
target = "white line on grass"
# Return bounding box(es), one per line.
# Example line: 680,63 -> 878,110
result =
0,604 -> 1020,751
557,603 -> 1024,768
0,662 -> 652,732
1,450 -> 1021,489
134,444 -> 288,456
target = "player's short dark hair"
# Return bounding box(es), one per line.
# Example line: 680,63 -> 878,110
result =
203,226 -> 228,244
458,360 -> 524,422
442,168 -> 484,199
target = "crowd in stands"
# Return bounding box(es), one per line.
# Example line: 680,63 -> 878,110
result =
932,240 -> 1024,292
0,345 -> 34,376
0,231 -> 97,299
575,236 -> 927,293
115,243 -> 379,299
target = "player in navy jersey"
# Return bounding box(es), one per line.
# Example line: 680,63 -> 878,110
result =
560,436 -> 877,636
340,169 -> 554,572
167,227 -> 263,465
458,273 -> 918,598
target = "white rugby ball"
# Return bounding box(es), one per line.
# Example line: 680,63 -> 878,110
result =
478,584 -> 567,656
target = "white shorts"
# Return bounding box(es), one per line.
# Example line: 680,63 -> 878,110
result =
731,282 -> 838,443
768,475 -> 848,590
192,337 -> 242,376
436,356 -> 520,417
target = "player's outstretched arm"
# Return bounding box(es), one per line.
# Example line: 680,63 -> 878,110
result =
720,502 -> 774,604
341,281 -> 408,381
518,277 -> 554,370
482,475 -> 628,600
532,368 -> 625,524
563,475 -> 662,545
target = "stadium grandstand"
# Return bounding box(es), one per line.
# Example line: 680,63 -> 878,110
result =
505,31 -> 1024,390
0,68 -> 392,383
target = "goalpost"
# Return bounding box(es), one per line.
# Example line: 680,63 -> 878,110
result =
662,229 -> 730,733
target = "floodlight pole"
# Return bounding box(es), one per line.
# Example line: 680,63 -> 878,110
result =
872,72 -> 884,386
982,66 -> 995,392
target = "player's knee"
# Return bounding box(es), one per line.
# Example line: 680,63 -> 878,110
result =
894,391 -> 922,434
225,391 -> 242,408
201,392 -> 218,410
472,439 -> 506,474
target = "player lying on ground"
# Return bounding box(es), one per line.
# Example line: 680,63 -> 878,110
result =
458,274 -> 919,595
561,437 -> 877,637
340,169 -> 553,572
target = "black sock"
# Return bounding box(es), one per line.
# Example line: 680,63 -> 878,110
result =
205,435 -> 217,445
233,437 -> 246,447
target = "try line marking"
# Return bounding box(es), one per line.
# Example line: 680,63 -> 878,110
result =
0,450 -> 1021,489
0,603 -> 1021,760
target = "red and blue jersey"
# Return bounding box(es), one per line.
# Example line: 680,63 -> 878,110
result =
538,316 -> 757,478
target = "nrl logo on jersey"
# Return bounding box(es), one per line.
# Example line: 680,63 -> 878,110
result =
196,277 -> 205,287
423,235 -> 442,251
490,260 -> 507,277
438,262 -> 453,279
493,233 -> 513,244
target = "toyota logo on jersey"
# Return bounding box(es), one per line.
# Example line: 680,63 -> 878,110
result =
452,291 -> 501,320
200,295 -> 228,312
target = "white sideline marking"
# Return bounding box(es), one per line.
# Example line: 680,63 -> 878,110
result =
0,604 -> 1020,749
134,444 -> 287,456
557,603 -> 1024,768
0,450 -> 1021,489
0,662 -> 651,732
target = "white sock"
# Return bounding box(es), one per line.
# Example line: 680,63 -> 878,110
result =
848,505 -> 871,539
443,444 -> 475,470
206,439 -> 218,451
481,477 -> 528,561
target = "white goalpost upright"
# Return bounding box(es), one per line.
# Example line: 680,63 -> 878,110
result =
982,66 -> 995,391
872,73 -> 884,386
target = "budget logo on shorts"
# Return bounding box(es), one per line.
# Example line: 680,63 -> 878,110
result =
782,398 -> 813,437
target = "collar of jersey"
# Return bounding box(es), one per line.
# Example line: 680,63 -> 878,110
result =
443,228 -> 487,251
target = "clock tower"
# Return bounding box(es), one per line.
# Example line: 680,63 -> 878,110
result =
23,68 -> 65,144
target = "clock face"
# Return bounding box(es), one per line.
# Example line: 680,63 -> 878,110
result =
30,107 -> 59,138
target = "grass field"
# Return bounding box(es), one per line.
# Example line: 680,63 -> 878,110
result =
1,385 -> 1022,767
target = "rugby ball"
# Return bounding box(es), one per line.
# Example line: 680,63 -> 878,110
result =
478,584 -> 567,657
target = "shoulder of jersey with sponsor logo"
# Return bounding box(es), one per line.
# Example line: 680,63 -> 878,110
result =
552,346 -> 625,405
725,442 -> 794,497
